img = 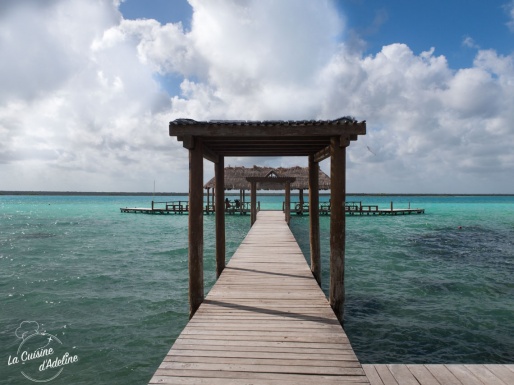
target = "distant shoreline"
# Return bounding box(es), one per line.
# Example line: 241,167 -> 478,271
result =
1,191 -> 513,197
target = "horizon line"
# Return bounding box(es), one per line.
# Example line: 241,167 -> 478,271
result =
1,191 -> 513,197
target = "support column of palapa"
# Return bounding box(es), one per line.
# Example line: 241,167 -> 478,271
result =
299,189 -> 304,215
250,182 -> 257,226
188,137 -> 204,319
285,181 -> 291,225
309,155 -> 321,286
329,136 -> 348,324
215,157 -> 225,278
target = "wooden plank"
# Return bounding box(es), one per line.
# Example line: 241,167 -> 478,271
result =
464,364 -> 508,385
152,369 -> 368,383
406,364 -> 441,385
150,375 -> 368,385
362,365 -> 385,385
373,365 -> 398,385
149,211 -> 368,384
425,365 -> 462,385
445,364 -> 484,385
484,365 -> 514,384
388,364 -> 421,385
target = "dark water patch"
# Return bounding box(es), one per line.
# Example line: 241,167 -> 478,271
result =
409,225 -> 514,269
345,295 -> 386,317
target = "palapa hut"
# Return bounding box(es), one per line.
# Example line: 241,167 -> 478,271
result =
203,165 -> 331,214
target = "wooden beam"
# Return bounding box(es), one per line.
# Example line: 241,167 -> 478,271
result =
171,121 -> 366,138
188,138 -> 204,319
215,157 -> 225,279
340,136 -> 351,148
309,155 -> 321,286
202,143 -> 219,164
329,136 -> 346,324
313,146 -> 330,163
181,135 -> 194,150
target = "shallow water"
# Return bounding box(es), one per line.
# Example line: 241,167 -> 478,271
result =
1,195 -> 513,384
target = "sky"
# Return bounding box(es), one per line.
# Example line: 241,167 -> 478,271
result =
1,0 -> 513,193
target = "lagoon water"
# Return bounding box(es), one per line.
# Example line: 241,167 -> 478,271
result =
1,195 -> 513,384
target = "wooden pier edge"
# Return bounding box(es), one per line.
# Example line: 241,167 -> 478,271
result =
362,364 -> 514,385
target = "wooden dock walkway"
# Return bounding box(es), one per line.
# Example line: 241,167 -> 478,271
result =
363,364 -> 514,385
149,211 -> 368,384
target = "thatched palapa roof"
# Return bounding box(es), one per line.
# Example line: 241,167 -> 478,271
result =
204,166 -> 331,191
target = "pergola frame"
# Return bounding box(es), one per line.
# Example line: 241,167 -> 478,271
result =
246,174 -> 296,226
171,118 -> 366,323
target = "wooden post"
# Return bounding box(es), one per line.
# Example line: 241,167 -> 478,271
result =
390,201 -> 393,211
250,182 -> 257,226
188,137 -> 204,319
329,137 -> 347,324
299,189 -> 304,214
309,155 -> 321,286
285,181 -> 291,225
238,189 -> 241,214
215,157 -> 225,278
206,187 -> 210,214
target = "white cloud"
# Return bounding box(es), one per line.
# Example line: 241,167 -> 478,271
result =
1,0 -> 513,193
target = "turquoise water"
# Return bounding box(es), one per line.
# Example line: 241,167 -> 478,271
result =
1,195 -> 513,384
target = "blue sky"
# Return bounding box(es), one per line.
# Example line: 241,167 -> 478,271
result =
119,0 -> 514,69
1,0 -> 514,193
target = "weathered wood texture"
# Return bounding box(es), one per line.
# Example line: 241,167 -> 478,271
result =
188,139 -> 204,319
215,157 -> 225,278
171,118 -> 366,160
329,137 -> 347,323
285,181 -> 291,225
309,155 -> 321,286
363,364 -> 514,385
250,182 -> 257,226
149,211 -> 368,384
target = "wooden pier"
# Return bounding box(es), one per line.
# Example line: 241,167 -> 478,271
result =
120,200 -> 259,215
285,201 -> 425,216
149,211 -> 369,384
149,211 -> 512,384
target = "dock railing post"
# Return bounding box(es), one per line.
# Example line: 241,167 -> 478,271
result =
188,137 -> 204,319
309,155 -> 321,286
329,136 -> 347,324
215,157 -> 225,278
